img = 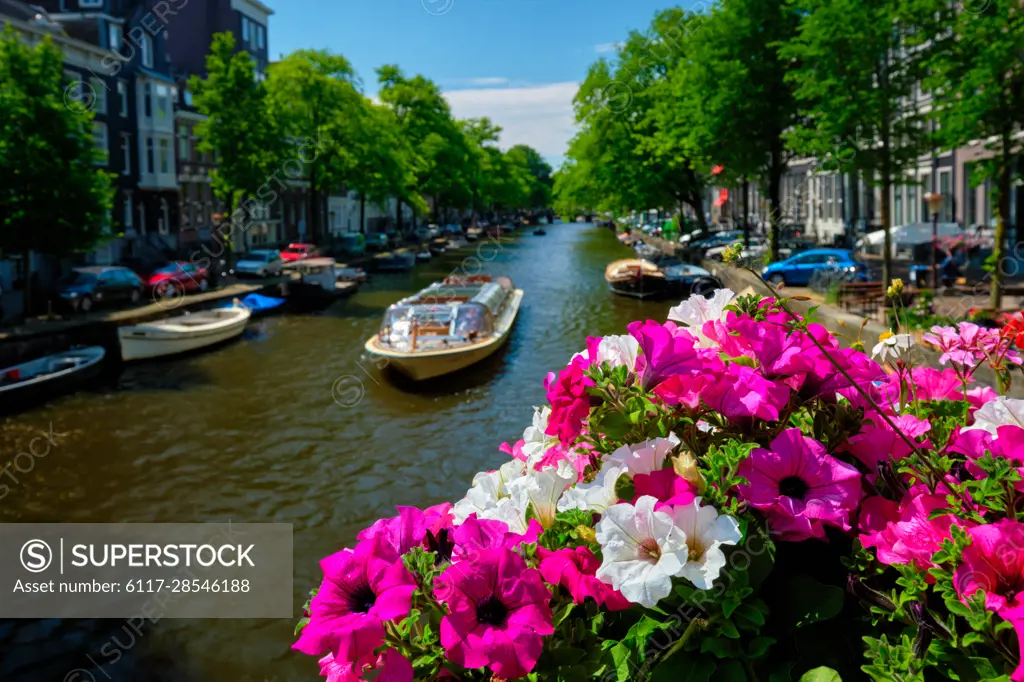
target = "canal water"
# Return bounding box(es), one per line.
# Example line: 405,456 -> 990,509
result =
0,223 -> 675,682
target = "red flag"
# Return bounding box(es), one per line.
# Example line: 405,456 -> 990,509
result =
713,189 -> 728,207
711,165 -> 724,175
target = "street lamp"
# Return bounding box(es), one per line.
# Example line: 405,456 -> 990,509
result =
924,192 -> 943,290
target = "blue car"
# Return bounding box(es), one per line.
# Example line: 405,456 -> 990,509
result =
761,248 -> 868,286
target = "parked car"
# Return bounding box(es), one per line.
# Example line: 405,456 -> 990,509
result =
443,224 -> 463,236
413,226 -> 433,242
337,233 -> 366,257
235,250 -> 284,278
146,261 -> 209,296
280,243 -> 319,262
57,266 -> 145,313
761,248 -> 868,287
366,233 -> 390,252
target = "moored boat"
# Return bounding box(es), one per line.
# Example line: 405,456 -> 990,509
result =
374,251 -> 416,272
465,227 -> 482,242
217,293 -> 286,317
0,346 -> 105,412
335,267 -> 368,284
118,307 -> 251,361
533,228 -> 547,236
364,275 -> 524,381
416,249 -> 432,262
605,258 -> 667,299
286,258 -> 362,301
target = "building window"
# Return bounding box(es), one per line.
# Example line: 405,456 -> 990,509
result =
156,84 -> 168,119
117,80 -> 128,116
984,178 -> 994,227
123,193 -> 133,228
143,82 -> 152,117
108,22 -> 122,50
242,16 -> 250,42
965,165 -> 977,227
80,0 -> 103,7
140,33 -> 153,68
178,125 -> 190,161
160,199 -> 170,235
920,173 -> 931,217
183,89 -> 193,107
92,122 -> 108,165
159,139 -> 170,173
120,134 -> 131,175
146,137 -> 154,173
939,171 -> 952,222
90,78 -> 107,114
893,186 -> 903,226
908,183 -> 917,223
257,24 -> 265,49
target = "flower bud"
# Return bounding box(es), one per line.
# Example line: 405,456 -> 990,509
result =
887,278 -> 904,298
672,451 -> 707,495
576,525 -> 597,544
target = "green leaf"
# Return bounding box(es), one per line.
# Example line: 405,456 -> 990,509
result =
780,575 -> 845,627
609,642 -> 634,682
711,660 -> 748,682
651,652 -> 716,682
797,667 -> 841,682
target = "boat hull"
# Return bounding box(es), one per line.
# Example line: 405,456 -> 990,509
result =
0,347 -> 105,413
364,289 -> 523,381
118,310 -> 251,361
607,277 -> 667,299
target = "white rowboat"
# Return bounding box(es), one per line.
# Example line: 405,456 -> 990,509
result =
118,307 -> 251,361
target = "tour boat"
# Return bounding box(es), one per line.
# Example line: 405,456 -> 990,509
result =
374,251 -> 416,272
364,275 -> 524,381
118,307 -> 251,361
0,346 -> 105,412
286,258 -> 361,301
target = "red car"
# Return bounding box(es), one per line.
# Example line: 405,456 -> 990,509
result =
280,243 -> 319,262
146,261 -> 209,298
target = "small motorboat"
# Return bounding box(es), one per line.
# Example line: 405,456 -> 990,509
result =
286,258 -> 361,302
335,267 -> 368,284
605,259 -> 667,299
118,307 -> 251,361
0,346 -> 105,412
365,275 -> 524,381
533,228 -> 547,236
429,241 -> 447,256
465,227 -> 482,242
416,249 -> 432,262
484,224 -> 507,238
218,293 -> 286,317
375,251 -> 416,272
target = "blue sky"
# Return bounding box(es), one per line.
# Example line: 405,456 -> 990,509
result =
263,0 -> 676,168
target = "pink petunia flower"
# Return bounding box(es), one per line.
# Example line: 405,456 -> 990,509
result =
845,413 -> 932,476
294,540 -> 418,663
632,468 -> 697,507
451,515 -> 542,561
704,316 -> 811,380
653,373 -> 715,413
859,493 -> 962,570
737,428 -> 863,541
356,504 -> 454,560
316,648 -> 413,682
907,366 -> 962,401
627,319 -> 703,390
955,520 -> 1024,614
536,545 -> 631,611
435,548 -> 555,679
702,364 -> 791,424
993,605 -> 1024,682
544,356 -> 595,447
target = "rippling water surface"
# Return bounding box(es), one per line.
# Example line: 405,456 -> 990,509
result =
0,223 -> 676,681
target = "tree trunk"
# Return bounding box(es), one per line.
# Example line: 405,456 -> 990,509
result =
22,250 -> 32,318
310,163 -> 320,244
396,197 -> 403,234
359,194 -> 366,235
990,129 -> 1013,309
768,155 -> 783,263
881,170 -> 892,289
742,179 -> 751,248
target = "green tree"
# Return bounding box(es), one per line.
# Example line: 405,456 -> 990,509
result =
265,49 -> 361,243
910,0 -> 1024,307
190,33 -> 284,259
507,144 -> 554,210
0,26 -> 115,312
781,0 -> 928,284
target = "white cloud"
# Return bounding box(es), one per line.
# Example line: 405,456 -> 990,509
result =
446,77 -> 510,88
595,41 -> 624,54
443,81 -> 579,159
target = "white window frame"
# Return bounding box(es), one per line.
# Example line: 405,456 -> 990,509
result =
155,84 -> 168,119
120,133 -> 131,175
92,122 -> 109,165
178,124 -> 190,161
108,22 -> 122,50
140,33 -> 153,68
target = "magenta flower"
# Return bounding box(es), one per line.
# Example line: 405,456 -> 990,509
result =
993,606 -> 1024,682
738,428 -> 863,540
435,548 -> 555,679
859,493 -> 961,570
544,356 -> 595,447
627,320 -> 703,389
356,504 -> 453,560
955,520 -> 1024,613
908,366 -> 962,401
705,317 -> 811,380
633,468 -> 697,507
451,515 -> 542,561
703,364 -> 791,424
845,413 -> 932,475
537,545 -> 631,611
316,648 -> 412,682
797,346 -> 885,403
950,425 -> 1024,490
653,373 -> 714,412
294,540 -> 418,662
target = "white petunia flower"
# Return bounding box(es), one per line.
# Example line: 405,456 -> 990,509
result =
606,434 -> 681,477
670,497 -> 742,590
489,494 -> 531,536
871,331 -> 913,362
520,406 -> 561,468
595,496 -> 691,608
963,396 -> 1024,435
557,462 -> 627,514
452,460 -> 526,524
573,334 -> 641,370
508,460 -> 577,529
668,288 -> 736,346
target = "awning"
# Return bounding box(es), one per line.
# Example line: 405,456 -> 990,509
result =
713,189 -> 728,207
